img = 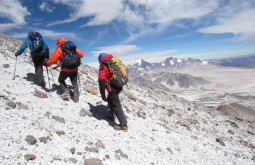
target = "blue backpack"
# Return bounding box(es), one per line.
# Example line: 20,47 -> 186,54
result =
61,41 -> 81,69
28,32 -> 49,57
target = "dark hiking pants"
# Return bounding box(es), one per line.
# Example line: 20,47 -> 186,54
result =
58,71 -> 79,98
32,56 -> 46,87
107,91 -> 127,126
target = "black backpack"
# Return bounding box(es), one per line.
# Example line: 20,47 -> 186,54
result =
28,32 -> 49,58
61,41 -> 81,69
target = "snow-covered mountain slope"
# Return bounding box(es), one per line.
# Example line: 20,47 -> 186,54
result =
127,59 -> 154,69
0,33 -> 255,165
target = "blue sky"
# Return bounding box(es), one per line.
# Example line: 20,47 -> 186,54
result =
1,0 -> 255,67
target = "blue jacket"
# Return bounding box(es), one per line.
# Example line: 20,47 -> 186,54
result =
17,37 -> 49,58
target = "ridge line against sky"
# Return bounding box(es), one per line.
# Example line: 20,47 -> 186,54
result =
0,0 -> 255,67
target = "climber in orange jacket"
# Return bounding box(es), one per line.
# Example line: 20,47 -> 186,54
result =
44,38 -> 84,102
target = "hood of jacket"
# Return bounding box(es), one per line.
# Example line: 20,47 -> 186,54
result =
100,54 -> 113,64
56,38 -> 66,47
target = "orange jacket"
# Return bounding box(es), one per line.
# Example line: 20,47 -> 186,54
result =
46,38 -> 84,72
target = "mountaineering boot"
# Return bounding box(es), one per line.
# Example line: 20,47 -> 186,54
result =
61,90 -> 71,98
114,124 -> 128,132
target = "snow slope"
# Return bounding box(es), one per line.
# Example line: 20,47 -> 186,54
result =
0,34 -> 254,165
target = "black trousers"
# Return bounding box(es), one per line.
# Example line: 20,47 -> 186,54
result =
58,71 -> 79,98
32,56 -> 46,87
107,91 -> 127,126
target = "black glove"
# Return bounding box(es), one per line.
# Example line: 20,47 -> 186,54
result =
43,59 -> 48,66
101,94 -> 107,102
42,49 -> 49,59
15,52 -> 21,57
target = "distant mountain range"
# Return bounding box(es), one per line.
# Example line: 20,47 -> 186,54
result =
126,54 -> 255,89
127,54 -> 255,70
220,54 -> 255,68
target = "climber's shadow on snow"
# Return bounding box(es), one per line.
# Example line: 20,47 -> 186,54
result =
23,73 -> 59,93
50,84 -> 62,94
23,73 -> 35,83
88,103 -> 116,127
23,72 -> 46,89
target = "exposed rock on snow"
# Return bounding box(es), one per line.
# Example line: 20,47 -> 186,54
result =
84,158 -> 103,165
18,102 -> 29,110
52,115 -> 65,124
85,146 -> 99,153
96,139 -> 105,149
6,101 -> 16,109
24,154 -> 36,161
25,135 -> 37,145
33,89 -> 48,98
2,64 -> 10,68
70,147 -> 75,154
56,131 -> 65,136
216,138 -> 226,146
39,136 -> 52,143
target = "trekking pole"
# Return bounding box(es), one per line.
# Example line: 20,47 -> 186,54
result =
50,69 -> 55,83
45,66 -> 52,92
13,57 -> 17,80
52,65 -> 60,69
77,73 -> 82,92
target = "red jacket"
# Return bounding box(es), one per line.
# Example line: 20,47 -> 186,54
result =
98,54 -> 113,81
46,38 -> 84,72
98,54 -> 113,93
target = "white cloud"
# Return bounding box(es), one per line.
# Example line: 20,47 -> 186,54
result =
121,49 -> 178,65
91,45 -> 139,57
10,32 -> 28,38
124,0 -> 217,25
172,48 -> 255,60
198,1 -> 255,40
79,0 -> 123,26
118,0 -> 218,42
37,29 -> 76,40
47,0 -> 218,42
48,0 -> 218,28
198,9 -> 255,40
0,0 -> 30,32
47,0 -> 255,41
11,29 -> 77,41
39,2 -> 55,13
88,44 -> 178,66
48,0 -> 123,26
0,23 -> 21,33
